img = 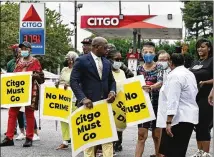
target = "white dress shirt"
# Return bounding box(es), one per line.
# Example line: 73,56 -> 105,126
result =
91,52 -> 103,78
157,66 -> 199,128
163,68 -> 171,83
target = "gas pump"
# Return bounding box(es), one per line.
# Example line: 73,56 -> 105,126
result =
126,48 -> 140,76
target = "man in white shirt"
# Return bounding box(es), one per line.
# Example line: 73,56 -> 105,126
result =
157,50 -> 171,83
157,53 -> 199,157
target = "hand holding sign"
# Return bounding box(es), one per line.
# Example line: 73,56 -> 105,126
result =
142,85 -> 151,93
32,72 -> 40,80
83,98 -> 93,109
107,92 -> 116,103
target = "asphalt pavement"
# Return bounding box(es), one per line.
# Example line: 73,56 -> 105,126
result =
1,108 -> 213,157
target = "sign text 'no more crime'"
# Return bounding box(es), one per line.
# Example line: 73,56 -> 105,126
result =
46,92 -> 71,111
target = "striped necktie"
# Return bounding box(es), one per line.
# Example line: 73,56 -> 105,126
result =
97,57 -> 103,79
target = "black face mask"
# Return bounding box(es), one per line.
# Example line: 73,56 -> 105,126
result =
63,60 -> 69,67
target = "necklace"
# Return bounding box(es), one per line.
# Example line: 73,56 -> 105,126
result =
198,59 -> 206,65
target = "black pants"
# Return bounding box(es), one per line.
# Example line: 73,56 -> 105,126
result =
195,97 -> 213,141
17,111 -> 38,130
17,112 -> 25,129
114,131 -> 123,146
159,122 -> 194,157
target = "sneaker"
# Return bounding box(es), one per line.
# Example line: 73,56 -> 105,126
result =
23,138 -> 32,147
96,149 -> 102,157
67,139 -> 71,145
202,152 -> 212,157
33,134 -> 40,141
191,150 -> 204,157
0,137 -> 14,147
15,133 -> 26,140
114,144 -> 123,152
96,150 -> 116,157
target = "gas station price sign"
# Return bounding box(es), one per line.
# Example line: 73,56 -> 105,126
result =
19,3 -> 45,55
20,28 -> 45,55
23,34 -> 41,44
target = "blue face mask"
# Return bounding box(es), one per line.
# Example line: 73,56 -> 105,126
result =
21,50 -> 29,57
143,53 -> 155,63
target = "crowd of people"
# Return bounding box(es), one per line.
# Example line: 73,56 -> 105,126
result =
0,37 -> 213,157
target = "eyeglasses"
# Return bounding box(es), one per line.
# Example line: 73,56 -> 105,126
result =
113,58 -> 122,62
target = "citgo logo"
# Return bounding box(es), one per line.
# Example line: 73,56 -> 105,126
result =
22,5 -> 42,28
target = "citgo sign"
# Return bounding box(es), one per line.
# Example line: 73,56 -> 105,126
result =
20,3 -> 45,29
87,17 -> 120,26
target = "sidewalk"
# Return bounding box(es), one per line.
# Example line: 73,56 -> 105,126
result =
1,108 -> 213,157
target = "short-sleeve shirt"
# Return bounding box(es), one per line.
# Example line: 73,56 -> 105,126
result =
189,57 -> 213,98
7,58 -> 16,72
137,63 -> 164,107
112,69 -> 126,93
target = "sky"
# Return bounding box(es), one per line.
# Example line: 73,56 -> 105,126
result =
45,2 -> 185,52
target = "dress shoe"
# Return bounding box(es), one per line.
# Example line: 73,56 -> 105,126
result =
23,138 -> 32,147
0,137 -> 14,147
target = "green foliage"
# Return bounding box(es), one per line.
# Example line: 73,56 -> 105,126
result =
107,38 -> 132,61
181,1 -> 213,39
0,2 -> 20,67
0,3 -> 73,73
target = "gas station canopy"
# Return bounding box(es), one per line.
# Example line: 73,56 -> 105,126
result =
81,15 -> 183,39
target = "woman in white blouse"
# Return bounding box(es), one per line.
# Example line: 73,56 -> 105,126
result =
157,53 -> 199,157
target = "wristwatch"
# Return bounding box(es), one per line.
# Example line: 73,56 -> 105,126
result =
166,121 -> 172,125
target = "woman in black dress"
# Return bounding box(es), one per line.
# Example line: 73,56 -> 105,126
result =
189,38 -> 213,157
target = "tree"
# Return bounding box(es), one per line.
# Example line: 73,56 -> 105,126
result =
107,38 -> 132,61
36,8 -> 73,73
0,2 -> 73,73
181,1 -> 213,39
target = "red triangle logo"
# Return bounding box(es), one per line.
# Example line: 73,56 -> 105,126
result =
22,5 -> 41,21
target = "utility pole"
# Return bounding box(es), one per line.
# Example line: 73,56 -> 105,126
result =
74,1 -> 77,52
57,3 -> 61,25
119,0 -> 121,15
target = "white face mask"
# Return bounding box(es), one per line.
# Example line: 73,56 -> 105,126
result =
112,61 -> 122,70
159,61 -> 168,69
21,50 -> 29,58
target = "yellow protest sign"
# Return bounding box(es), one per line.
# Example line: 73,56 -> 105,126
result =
1,72 -> 32,107
112,91 -> 126,131
70,100 -> 118,157
123,75 -> 156,126
40,84 -> 73,123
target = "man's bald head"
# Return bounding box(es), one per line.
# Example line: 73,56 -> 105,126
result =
91,37 -> 108,57
92,37 -> 108,46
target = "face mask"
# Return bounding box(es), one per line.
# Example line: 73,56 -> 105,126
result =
143,53 -> 155,63
112,61 -> 122,70
159,61 -> 168,69
21,50 -> 29,57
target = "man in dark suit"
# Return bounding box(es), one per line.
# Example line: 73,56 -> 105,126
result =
70,37 -> 116,157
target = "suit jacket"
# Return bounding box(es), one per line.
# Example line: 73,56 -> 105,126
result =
70,52 -> 116,107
